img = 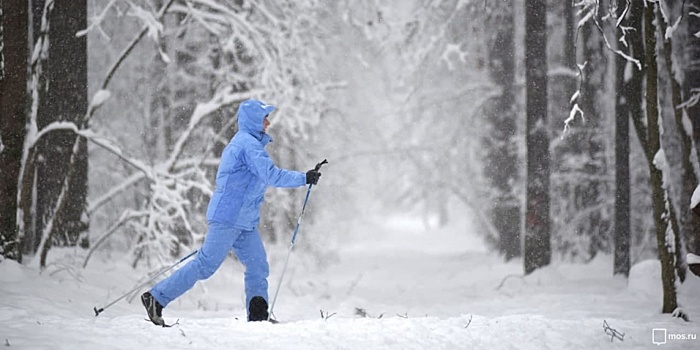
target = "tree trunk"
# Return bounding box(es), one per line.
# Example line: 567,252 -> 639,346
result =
657,5 -> 691,283
613,0 -> 643,277
551,0 -> 603,261
35,0 -> 89,255
21,0 -> 89,265
644,1 -> 678,314
0,0 -> 27,262
686,0 -> 700,255
577,3 -> 610,258
483,3 -> 520,260
524,0 -> 551,275
614,51 -> 631,276
22,0 -> 48,255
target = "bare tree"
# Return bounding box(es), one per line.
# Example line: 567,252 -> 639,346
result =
613,0 -> 644,277
524,0 -> 551,274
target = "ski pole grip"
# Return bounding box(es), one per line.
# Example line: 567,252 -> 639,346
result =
314,159 -> 328,171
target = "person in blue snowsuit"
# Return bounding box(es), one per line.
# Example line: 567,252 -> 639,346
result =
141,99 -> 322,325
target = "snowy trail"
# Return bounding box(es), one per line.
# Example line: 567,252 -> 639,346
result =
2,216 -> 700,349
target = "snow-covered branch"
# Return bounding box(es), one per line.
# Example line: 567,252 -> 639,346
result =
97,0 -> 176,95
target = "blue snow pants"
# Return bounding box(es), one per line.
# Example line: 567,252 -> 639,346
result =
149,222 -> 269,312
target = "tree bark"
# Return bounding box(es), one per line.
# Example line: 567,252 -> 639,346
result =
0,0 -> 27,262
31,0 -> 89,259
524,0 -> 551,275
644,1 -> 678,314
576,2 -> 610,257
657,4 -> 691,283
20,0 -> 89,265
686,0 -> 700,255
613,0 -> 643,277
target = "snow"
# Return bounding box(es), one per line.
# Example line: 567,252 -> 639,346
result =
691,185 -> 700,210
2,215 -> 700,349
689,253 -> 700,265
89,89 -> 111,110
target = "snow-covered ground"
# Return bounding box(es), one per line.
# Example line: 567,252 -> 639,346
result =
2,215 -> 699,349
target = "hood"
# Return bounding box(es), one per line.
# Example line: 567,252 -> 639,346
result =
237,99 -> 276,140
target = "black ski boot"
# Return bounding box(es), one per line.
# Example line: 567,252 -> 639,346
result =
141,292 -> 165,326
248,296 -> 269,322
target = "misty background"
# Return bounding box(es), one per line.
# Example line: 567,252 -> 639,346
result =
82,0 -> 504,266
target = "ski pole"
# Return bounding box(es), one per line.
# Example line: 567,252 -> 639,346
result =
93,249 -> 198,316
268,159 -> 327,320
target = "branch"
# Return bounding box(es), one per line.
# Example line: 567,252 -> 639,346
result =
82,210 -> 148,268
464,314 -> 473,329
76,0 -> 120,38
97,0 -> 176,96
603,320 -> 625,342
495,274 -> 525,291
87,172 -> 145,215
615,0 -> 631,28
678,88 -> 700,109
35,134 -> 85,268
319,309 -> 337,321
38,122 -> 155,179
592,16 -> 641,70
354,307 -> 384,319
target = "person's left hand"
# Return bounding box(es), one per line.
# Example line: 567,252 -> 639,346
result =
306,169 -> 321,185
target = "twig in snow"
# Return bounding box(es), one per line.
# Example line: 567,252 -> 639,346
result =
396,313 -> 408,319
495,274 -> 525,291
355,307 -> 369,318
355,307 -> 384,319
47,263 -> 83,282
5,338 -> 10,346
179,329 -> 186,337
464,314 -> 473,328
320,310 -> 337,321
603,320 -> 624,342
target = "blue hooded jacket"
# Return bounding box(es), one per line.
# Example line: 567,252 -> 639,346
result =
206,99 -> 306,229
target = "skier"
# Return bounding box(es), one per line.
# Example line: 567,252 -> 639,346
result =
141,99 -> 322,325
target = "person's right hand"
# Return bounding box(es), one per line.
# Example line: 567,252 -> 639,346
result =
306,169 -> 321,185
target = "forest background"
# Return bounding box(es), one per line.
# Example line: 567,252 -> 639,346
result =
1,0 -> 700,318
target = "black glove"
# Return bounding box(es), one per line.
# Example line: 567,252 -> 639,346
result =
306,169 -> 321,185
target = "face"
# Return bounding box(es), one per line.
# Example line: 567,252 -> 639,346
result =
262,116 -> 270,133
